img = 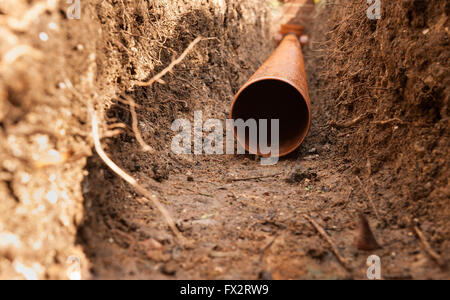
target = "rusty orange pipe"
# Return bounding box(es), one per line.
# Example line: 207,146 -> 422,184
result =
230,33 -> 311,157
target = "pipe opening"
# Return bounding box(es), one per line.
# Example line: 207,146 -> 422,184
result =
231,79 -> 310,157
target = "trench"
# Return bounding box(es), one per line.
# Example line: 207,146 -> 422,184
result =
0,0 -> 447,281
76,98 -> 348,279
74,1 -> 448,280
75,24 -> 350,279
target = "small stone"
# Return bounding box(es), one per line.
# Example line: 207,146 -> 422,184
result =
0,232 -> 22,260
39,32 -> 49,42
46,191 -> 58,204
258,270 -> 273,280
307,248 -> 326,260
141,238 -> 162,250
321,186 -> 331,193
308,147 -> 318,154
146,250 -> 170,262
300,35 -> 309,45
57,82 -> 66,89
161,262 -> 177,276
153,232 -> 172,245
424,75 -> 434,85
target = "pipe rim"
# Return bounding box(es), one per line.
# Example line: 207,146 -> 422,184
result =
230,76 -> 311,158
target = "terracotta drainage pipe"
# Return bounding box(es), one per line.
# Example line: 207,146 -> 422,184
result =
230,32 -> 311,157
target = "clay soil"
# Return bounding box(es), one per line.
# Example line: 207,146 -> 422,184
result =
0,0 -> 448,280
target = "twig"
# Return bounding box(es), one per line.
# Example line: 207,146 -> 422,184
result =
88,101 -> 184,243
356,176 -> 382,221
259,235 -> 278,263
413,226 -> 446,268
328,113 -> 369,129
304,214 -> 350,270
107,123 -> 128,130
230,172 -> 283,182
124,95 -> 155,153
116,30 -> 176,53
115,98 -> 155,112
373,118 -> 406,126
135,36 -> 204,87
101,129 -> 124,138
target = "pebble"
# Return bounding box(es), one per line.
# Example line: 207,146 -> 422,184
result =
161,262 -> 177,276
48,22 -> 58,30
39,32 -> 49,42
258,270 -> 273,280
46,191 -> 58,204
308,147 -> 318,154
142,238 -> 162,250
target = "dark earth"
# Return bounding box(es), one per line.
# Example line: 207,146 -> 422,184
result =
0,0 -> 448,279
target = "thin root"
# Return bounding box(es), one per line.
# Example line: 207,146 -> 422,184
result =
328,113 -> 369,129
413,226 -> 446,269
373,118 -> 406,126
88,101 -> 184,244
124,95 -> 155,153
356,176 -> 382,221
135,36 -> 204,87
230,172 -> 283,182
304,214 -> 350,271
1,45 -> 43,68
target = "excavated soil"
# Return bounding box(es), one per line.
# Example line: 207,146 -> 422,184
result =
0,0 -> 448,280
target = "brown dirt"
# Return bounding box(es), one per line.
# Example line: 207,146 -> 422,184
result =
306,0 -> 449,277
0,0 -> 448,280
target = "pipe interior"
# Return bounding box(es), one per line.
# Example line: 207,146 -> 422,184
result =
231,79 -> 310,156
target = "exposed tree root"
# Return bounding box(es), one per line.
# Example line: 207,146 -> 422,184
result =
88,101 -> 184,244
372,118 -> 406,126
124,95 -> 155,153
327,113 -> 370,129
135,36 -> 204,87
